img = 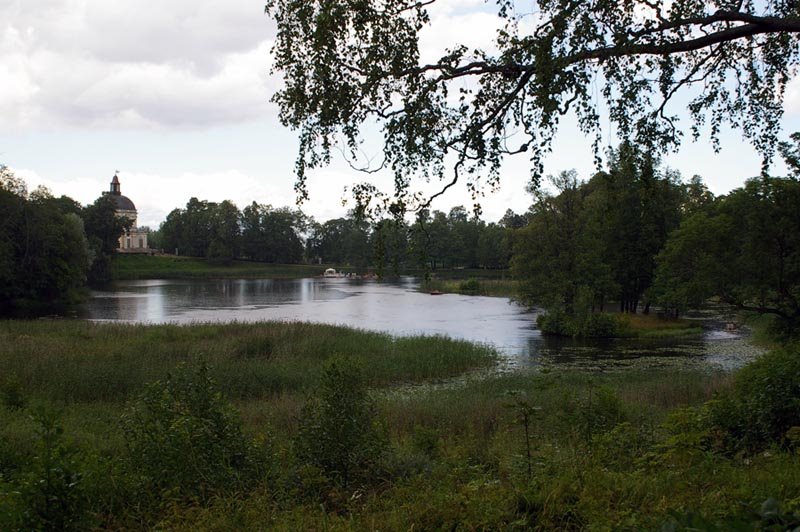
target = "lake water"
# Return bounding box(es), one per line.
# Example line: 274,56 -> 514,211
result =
80,278 -> 762,370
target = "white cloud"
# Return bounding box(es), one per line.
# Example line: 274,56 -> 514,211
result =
1,0 -> 276,130
419,6 -> 502,64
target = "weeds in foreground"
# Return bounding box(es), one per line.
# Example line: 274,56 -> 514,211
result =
0,322 -> 798,529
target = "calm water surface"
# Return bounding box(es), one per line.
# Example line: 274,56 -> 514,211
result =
81,278 -> 761,370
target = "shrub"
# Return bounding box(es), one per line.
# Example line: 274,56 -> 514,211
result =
573,386 -> 627,442
0,374 -> 25,410
459,278 -> 481,295
2,406 -> 89,531
710,346 -> 800,452
536,310 -> 573,336
294,357 -> 387,488
121,362 -> 263,503
663,497 -> 800,531
537,310 -> 620,337
579,313 -> 620,338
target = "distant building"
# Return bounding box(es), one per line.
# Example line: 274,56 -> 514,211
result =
106,173 -> 149,252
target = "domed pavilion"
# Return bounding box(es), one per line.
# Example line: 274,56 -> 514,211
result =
106,173 -> 149,252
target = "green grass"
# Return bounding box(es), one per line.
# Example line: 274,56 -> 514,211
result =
0,320 -> 496,403
421,277 -> 520,297
1,320 -> 797,530
112,255 -> 514,282
616,313 -> 705,338
111,254 -> 336,280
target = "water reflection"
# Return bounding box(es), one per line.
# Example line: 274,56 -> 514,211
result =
81,278 -> 761,370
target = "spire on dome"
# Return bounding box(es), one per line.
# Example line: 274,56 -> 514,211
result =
110,172 -> 121,195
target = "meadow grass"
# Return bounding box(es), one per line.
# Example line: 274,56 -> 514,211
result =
1,320 -> 797,530
0,320 -> 496,403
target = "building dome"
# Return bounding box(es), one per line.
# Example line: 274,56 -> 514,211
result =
105,173 -> 149,253
108,174 -> 136,212
111,193 -> 137,212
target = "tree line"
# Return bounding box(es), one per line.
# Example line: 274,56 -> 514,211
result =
514,141 -> 800,337
152,199 -> 519,274
0,167 -> 129,312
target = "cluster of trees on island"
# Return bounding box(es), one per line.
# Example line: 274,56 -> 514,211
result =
516,141 -> 800,336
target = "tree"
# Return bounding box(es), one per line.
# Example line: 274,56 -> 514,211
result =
652,175 -> 800,331
0,169 -> 91,309
586,144 -> 684,313
476,222 -> 510,269
82,194 -> 131,285
513,170 -> 597,315
265,1 -> 800,210
207,200 -> 241,261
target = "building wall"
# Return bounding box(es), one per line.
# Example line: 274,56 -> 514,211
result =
116,209 -> 149,251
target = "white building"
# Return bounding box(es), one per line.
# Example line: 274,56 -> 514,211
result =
106,173 -> 149,252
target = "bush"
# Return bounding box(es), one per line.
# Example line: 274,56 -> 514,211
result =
1,406 -> 89,531
458,278 -> 481,295
536,310 -> 573,336
121,362 -> 263,503
579,313 -> 620,337
537,310 -> 620,338
710,346 -> 800,452
573,386 -> 627,442
294,357 -> 387,488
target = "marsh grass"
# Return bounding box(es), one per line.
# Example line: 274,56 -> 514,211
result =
0,320 -> 496,403
421,278 -> 519,297
616,313 -> 704,338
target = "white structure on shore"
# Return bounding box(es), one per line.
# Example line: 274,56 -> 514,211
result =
106,173 -> 149,252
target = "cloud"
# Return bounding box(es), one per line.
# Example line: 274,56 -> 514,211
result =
1,0 -> 277,130
418,4 -> 502,64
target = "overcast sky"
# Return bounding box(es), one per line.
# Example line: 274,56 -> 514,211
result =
3,0 -> 800,228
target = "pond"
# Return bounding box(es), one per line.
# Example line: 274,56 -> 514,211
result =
80,277 -> 762,370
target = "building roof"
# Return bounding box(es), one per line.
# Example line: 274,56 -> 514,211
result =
108,173 -> 136,212
112,194 -> 136,211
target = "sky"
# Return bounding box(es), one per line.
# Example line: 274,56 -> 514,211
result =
3,0 -> 800,228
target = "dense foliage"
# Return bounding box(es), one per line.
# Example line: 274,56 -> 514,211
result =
81,195 -> 132,284
0,167 -> 91,310
295,358 -> 387,488
265,0 -> 800,210
512,144 -> 691,330
121,362 -> 264,502
653,174 -> 800,334
153,195 -> 519,273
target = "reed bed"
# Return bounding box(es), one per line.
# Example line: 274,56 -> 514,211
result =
0,320 -> 496,403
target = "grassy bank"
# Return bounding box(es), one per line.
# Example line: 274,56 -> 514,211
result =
112,255 -> 514,282
421,277 -> 519,297
538,309 -> 705,339
111,254 -> 334,280
1,321 -> 798,530
617,312 -> 705,338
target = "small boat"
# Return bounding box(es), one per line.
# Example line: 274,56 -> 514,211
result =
430,290 -> 443,295
323,268 -> 344,278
